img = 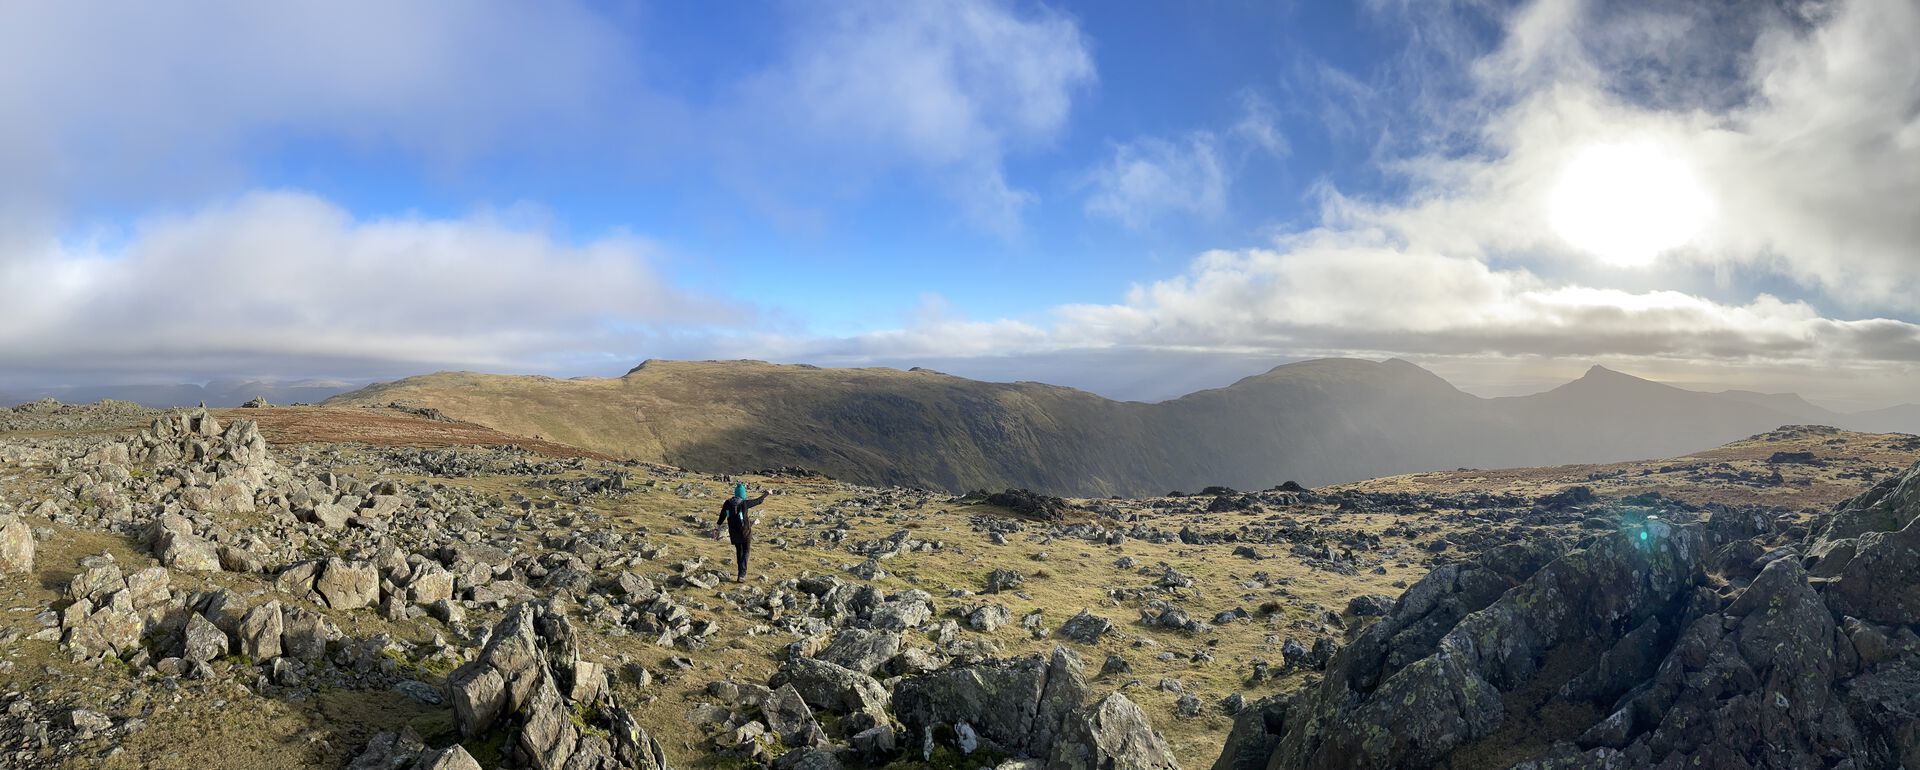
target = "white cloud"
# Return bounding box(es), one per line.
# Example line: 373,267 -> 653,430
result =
0,1 -> 641,250
1340,0 -> 1920,313
1083,94 -> 1285,230
1084,134 -> 1229,229
1698,0 -> 1920,311
0,191 -> 728,381
740,0 -> 1096,234
1030,238 -> 1920,364
1232,92 -> 1291,157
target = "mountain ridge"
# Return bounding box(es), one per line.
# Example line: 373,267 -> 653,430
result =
324,357 -> 1920,496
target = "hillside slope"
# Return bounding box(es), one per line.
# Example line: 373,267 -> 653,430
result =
327,358 -> 1913,496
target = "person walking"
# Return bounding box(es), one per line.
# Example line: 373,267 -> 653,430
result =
715,482 -> 767,583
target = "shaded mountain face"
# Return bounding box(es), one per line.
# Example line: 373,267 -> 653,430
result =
325,359 -> 1917,497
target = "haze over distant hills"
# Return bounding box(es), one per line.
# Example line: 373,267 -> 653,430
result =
0,380 -> 356,409
321,358 -> 1920,497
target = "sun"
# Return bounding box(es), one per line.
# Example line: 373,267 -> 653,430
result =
1547,141 -> 1712,267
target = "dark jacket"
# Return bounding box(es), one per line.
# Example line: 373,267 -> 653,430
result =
719,494 -> 766,543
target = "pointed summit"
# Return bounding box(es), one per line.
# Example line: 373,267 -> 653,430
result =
1561,364 -> 1662,389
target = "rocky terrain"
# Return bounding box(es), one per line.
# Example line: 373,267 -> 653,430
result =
0,401 -> 1914,769
1218,446 -> 1920,768
324,358 -> 1920,496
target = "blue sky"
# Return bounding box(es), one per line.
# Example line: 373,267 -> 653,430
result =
220,2 -> 1373,329
2,0 -> 1917,408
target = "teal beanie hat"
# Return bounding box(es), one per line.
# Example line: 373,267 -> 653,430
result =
735,483 -> 746,499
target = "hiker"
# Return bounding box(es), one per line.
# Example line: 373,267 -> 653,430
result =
715,482 -> 768,582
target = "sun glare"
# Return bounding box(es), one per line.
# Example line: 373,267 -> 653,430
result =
1548,141 -> 1712,267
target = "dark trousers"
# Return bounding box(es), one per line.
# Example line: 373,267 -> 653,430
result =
732,540 -> 750,578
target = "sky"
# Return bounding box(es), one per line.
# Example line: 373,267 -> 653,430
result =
1,0 -> 1916,409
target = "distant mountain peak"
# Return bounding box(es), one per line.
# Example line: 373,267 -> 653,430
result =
1569,364 -> 1659,386
1211,357 -> 1467,401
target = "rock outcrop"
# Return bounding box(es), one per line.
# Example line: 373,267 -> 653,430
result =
1215,460 -> 1920,770
893,646 -> 1179,768
347,601 -> 671,770
0,514 -> 33,574
441,601 -> 670,770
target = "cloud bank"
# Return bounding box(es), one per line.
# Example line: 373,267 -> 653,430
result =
1,192 -> 721,384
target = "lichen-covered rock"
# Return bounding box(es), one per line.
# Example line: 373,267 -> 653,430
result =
237,601 -> 283,660
275,560 -> 321,597
968,603 -> 1011,632
345,727 -> 425,770
280,606 -> 338,661
440,602 -> 671,770
405,562 -> 456,605
984,568 -> 1024,594
892,646 -> 1125,762
181,476 -> 255,514
1806,460 -> 1920,624
1809,462 -> 1920,556
155,529 -> 222,573
122,566 -> 172,608
415,745 -> 484,770
1587,557 -> 1852,767
772,747 -> 847,770
817,628 -> 902,675
63,603 -> 143,658
0,515 -> 34,574
1058,609 -> 1114,644
1050,693 -> 1182,770
763,684 -> 828,748
217,544 -> 265,573
769,656 -> 892,730
867,590 -> 934,631
309,502 -> 353,529
66,563 -> 123,603
451,664 -> 508,738
1211,695 -> 1289,770
316,558 -> 378,610
894,653 -> 1049,756
1263,528 -> 1693,769
1821,514 -> 1920,625
517,672 -> 577,770
1215,464 -> 1920,770
181,612 -> 228,663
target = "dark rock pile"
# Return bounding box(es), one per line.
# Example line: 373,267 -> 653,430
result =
370,402 -> 457,422
374,446 -> 586,478
965,488 -> 1075,521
